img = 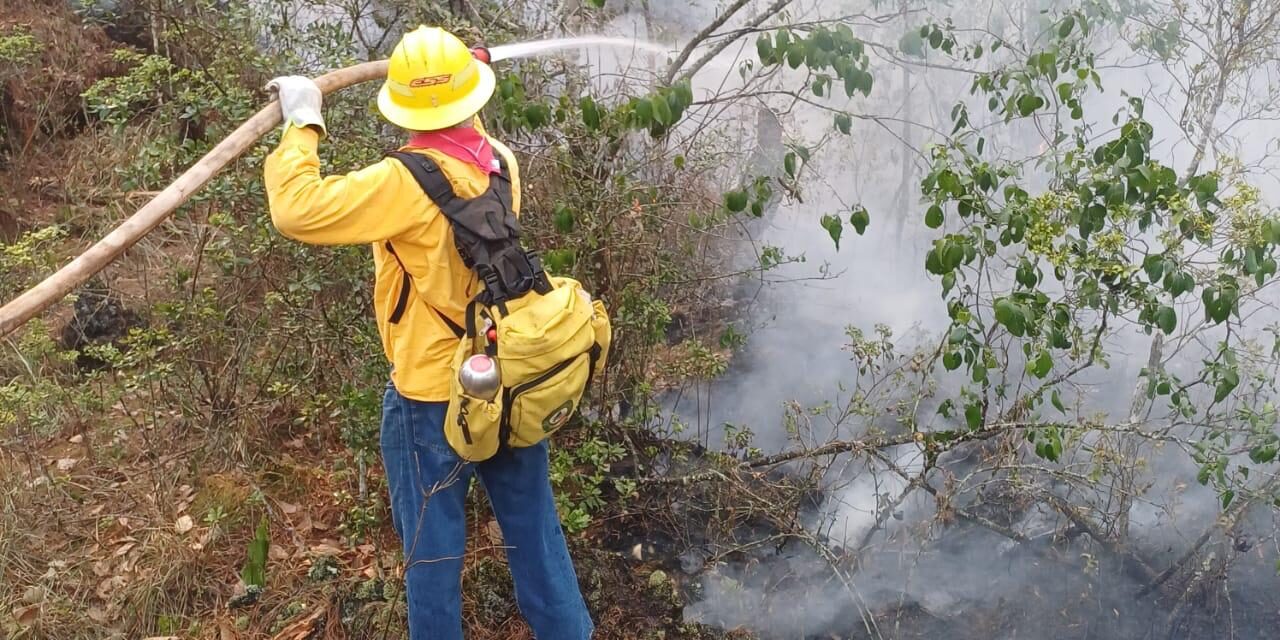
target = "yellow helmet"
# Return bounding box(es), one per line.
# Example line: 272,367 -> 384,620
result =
377,26 -> 496,131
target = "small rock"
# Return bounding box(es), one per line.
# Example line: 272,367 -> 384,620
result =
628,541 -> 658,561
307,554 -> 339,582
228,584 -> 262,609
22,585 -> 44,604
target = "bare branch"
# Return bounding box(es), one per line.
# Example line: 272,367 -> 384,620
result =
663,0 -> 758,85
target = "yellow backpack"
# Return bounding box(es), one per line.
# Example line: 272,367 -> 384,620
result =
390,151 -> 611,461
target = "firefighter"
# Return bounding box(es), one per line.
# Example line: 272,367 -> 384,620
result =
263,25 -> 593,640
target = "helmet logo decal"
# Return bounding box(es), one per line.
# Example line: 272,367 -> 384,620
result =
409,74 -> 452,88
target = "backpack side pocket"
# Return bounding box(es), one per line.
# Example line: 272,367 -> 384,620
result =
443,340 -> 503,461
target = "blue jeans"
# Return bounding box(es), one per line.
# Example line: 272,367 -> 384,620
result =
380,383 -> 594,640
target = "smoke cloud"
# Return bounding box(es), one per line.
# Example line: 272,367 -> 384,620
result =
590,0 -> 1280,637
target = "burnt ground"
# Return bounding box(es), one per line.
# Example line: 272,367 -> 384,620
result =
601,438 -> 1280,640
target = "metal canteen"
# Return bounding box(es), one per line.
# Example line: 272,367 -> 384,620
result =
459,354 -> 501,401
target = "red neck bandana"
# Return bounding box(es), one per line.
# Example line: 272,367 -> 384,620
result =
406,127 -> 499,174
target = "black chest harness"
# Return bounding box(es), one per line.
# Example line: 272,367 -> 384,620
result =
382,150 -> 552,335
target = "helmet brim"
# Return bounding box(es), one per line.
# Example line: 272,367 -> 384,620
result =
376,63 -> 497,132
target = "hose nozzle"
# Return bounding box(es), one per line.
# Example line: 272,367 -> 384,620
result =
471,46 -> 491,64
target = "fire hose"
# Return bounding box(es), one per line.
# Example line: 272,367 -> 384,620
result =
0,59 -> 392,337
0,35 -> 667,338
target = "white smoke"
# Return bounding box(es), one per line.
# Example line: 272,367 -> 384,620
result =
599,0 -> 1280,637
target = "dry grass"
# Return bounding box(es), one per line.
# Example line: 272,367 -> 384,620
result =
1,409 -> 741,639
0,384 -> 384,640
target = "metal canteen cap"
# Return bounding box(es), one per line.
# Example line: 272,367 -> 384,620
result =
459,354 -> 500,400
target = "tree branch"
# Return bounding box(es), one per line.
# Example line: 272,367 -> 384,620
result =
663,0 -> 757,85
640,419 -> 1201,487
668,0 -> 798,85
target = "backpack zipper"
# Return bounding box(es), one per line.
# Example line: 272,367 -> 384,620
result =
509,353 -> 582,398
498,352 -> 586,447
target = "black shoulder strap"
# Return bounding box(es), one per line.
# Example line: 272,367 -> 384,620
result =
384,240 -> 465,338
389,150 -> 551,305
388,151 -> 512,218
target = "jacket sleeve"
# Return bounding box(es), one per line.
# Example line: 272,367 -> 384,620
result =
264,126 -> 429,245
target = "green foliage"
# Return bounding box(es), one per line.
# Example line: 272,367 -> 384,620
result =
0,225 -> 67,298
1026,426 -> 1064,462
0,323 -> 100,438
820,214 -> 843,249
812,180 -> 873,247
720,176 -> 774,219
849,206 -> 870,235
756,25 -> 873,98
719,324 -> 747,351
82,50 -> 178,127
0,26 -> 41,65
616,285 -> 671,347
550,432 -> 628,534
914,5 -> 1280,493
625,81 -> 694,137
724,189 -> 749,213
82,48 -> 258,137
241,518 -> 270,588
337,383 -> 382,465
335,470 -> 385,542
1133,18 -> 1185,60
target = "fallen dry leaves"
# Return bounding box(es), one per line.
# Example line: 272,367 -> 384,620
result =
12,603 -> 39,626
95,575 -> 127,600
175,484 -> 196,514
270,606 -> 325,640
309,541 -> 343,556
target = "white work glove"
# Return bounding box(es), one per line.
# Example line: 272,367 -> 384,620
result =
266,75 -> 327,137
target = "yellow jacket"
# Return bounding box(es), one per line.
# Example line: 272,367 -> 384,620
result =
264,124 -> 521,401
